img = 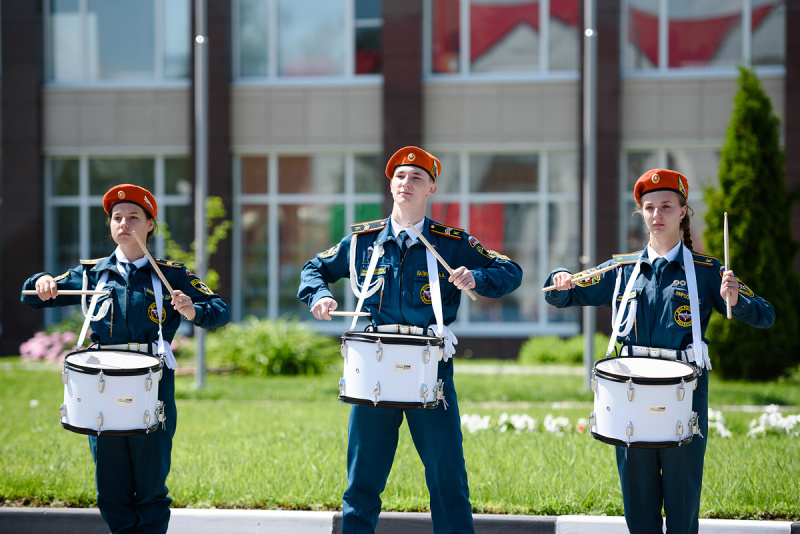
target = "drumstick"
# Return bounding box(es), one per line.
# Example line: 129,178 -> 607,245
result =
541,262 -> 618,292
724,212 -> 732,319
22,290 -> 111,296
405,222 -> 477,301
328,311 -> 371,317
132,230 -> 174,294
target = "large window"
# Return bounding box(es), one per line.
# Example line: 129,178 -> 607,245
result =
45,0 -> 191,83
621,149 -> 720,254
235,150 -> 580,337
426,0 -> 581,77
233,0 -> 383,79
624,0 -> 785,73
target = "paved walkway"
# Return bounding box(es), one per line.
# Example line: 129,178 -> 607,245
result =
0,508 -> 797,534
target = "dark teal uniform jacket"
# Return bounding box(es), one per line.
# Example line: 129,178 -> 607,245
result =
544,245 -> 774,534
21,253 -> 230,534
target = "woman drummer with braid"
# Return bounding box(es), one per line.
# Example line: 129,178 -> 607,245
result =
21,184 -> 230,534
543,169 -> 774,534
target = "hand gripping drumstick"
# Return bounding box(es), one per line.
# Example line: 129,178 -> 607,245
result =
541,263 -> 618,292
405,222 -> 478,301
328,311 -> 370,317
724,212 -> 732,319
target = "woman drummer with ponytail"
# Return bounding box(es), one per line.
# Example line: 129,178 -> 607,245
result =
543,169 -> 774,533
21,184 -> 231,534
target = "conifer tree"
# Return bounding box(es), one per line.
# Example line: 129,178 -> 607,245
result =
703,67 -> 800,380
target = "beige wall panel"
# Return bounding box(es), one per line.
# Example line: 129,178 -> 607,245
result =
424,81 -> 579,146
43,88 -> 190,151
622,76 -> 785,144
231,85 -> 382,150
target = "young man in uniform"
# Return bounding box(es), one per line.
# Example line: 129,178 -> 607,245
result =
298,146 -> 523,534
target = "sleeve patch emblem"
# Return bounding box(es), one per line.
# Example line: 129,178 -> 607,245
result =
54,272 -> 70,282
191,278 -> 213,295
319,244 -> 340,259
575,268 -> 601,288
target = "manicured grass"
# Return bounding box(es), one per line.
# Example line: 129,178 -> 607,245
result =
1,360 -> 798,520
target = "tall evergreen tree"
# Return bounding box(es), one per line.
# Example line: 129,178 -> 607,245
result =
703,67 -> 800,380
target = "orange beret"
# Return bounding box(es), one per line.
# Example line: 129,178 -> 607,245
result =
634,169 -> 688,205
103,184 -> 158,218
385,146 -> 441,181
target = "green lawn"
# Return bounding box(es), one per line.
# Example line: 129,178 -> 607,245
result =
1,359 -> 798,520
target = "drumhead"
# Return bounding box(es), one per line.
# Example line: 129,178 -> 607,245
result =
64,350 -> 162,375
343,331 -> 444,347
594,356 -> 697,384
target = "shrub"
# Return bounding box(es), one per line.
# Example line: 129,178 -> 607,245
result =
19,310 -> 87,364
518,333 -> 612,366
204,316 -> 339,376
702,67 -> 800,380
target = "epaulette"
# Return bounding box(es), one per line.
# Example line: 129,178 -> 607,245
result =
155,259 -> 184,269
80,258 -> 103,265
351,219 -> 386,234
613,252 -> 641,264
691,251 -> 717,267
429,222 -> 464,240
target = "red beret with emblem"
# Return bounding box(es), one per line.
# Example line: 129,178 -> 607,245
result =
634,169 -> 688,205
103,184 -> 158,218
385,146 -> 442,182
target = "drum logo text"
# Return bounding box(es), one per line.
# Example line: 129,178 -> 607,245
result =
394,363 -> 412,372
116,396 -> 134,406
674,305 -> 692,327
648,405 -> 667,414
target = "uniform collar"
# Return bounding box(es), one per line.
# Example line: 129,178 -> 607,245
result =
373,217 -> 437,249
114,247 -> 149,269
646,241 -> 682,264
389,217 -> 425,242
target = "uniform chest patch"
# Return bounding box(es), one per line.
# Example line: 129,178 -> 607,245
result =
420,284 -> 432,305
148,303 -> 166,324
674,305 -> 692,327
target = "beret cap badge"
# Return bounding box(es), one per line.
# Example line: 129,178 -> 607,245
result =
651,173 -> 660,184
118,191 -> 126,199
408,153 -> 416,162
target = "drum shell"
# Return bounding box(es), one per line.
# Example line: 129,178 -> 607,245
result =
61,350 -> 163,435
339,332 -> 442,409
591,356 -> 698,448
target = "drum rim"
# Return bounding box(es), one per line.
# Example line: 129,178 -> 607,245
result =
342,331 -> 444,346
64,349 -> 163,375
590,430 -> 694,449
61,421 -> 160,436
338,394 -> 440,410
593,356 -> 698,385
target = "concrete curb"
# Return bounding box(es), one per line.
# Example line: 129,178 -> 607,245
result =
0,508 -> 795,534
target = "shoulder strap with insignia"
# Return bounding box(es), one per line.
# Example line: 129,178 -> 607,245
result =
612,252 -> 641,265
79,258 -> 103,266
429,222 -> 464,240
351,219 -> 387,234
155,258 -> 184,269
691,251 -> 717,267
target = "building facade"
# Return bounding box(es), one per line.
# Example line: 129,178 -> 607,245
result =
1,0 -> 796,357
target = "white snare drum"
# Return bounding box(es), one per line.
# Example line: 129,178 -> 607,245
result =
590,356 -> 700,448
338,331 -> 444,409
60,350 -> 164,436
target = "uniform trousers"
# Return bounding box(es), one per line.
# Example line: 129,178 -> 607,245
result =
342,363 -> 474,534
616,370 -> 709,534
89,368 -> 177,534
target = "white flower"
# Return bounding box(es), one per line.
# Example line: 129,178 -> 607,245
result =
543,414 -> 570,434
747,405 -> 800,438
460,413 -> 490,433
29,399 -> 39,409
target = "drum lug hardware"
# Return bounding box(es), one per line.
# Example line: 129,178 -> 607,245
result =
438,347 -> 444,361
146,370 -> 153,392
60,404 -> 67,420
340,340 -> 347,358
98,371 -> 105,394
627,379 -> 634,402
626,422 -> 633,446
420,383 -> 429,405
589,412 -> 596,431
156,401 -> 166,430
61,370 -> 69,385
144,410 -> 152,429
590,372 -> 597,393
373,382 -> 380,405
97,412 -> 104,430
376,341 -> 383,362
338,378 -> 346,396
677,380 -> 686,401
423,343 -> 431,364
690,411 -> 702,438
676,420 -> 684,441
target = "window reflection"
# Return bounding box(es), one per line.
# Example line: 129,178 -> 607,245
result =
278,0 -> 346,76
278,156 -> 344,195
470,153 -> 538,193
241,205 -> 270,317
